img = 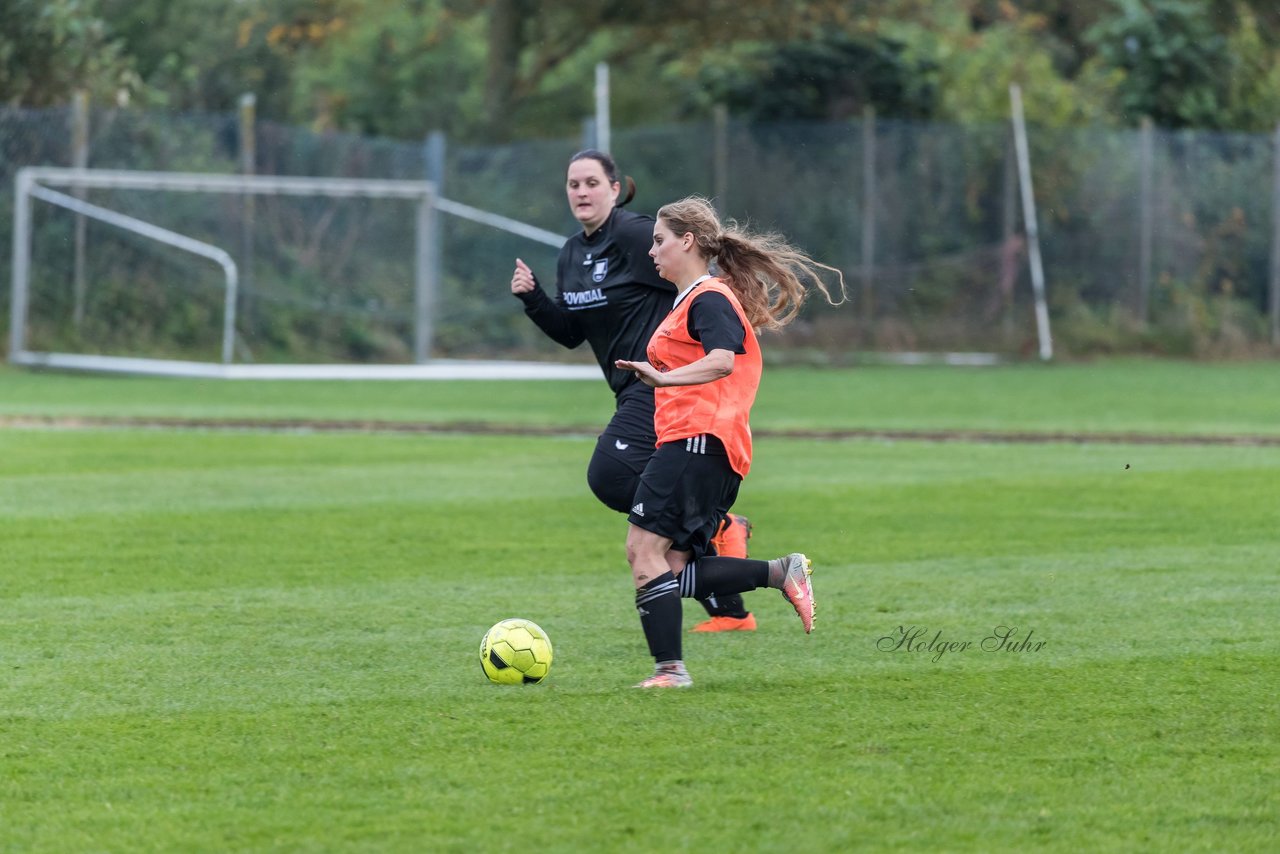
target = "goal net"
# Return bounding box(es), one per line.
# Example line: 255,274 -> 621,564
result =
9,167 -> 597,379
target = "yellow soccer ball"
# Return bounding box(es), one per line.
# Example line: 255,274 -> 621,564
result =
479,618 -> 553,685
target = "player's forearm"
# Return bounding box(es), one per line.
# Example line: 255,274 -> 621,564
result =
519,287 -> 585,348
654,349 -> 735,387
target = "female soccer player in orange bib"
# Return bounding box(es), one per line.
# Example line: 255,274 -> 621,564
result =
615,196 -> 846,688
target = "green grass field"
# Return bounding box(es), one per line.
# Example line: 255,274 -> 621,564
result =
1,361 -> 1277,852
3,358 -> 1279,436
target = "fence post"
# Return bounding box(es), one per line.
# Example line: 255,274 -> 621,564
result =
417,131 -> 447,363
9,170 -> 34,360
594,62 -> 611,155
1009,84 -> 1053,361
713,104 -> 729,212
71,90 -> 90,330
1271,123 -> 1280,346
861,106 -> 876,321
236,93 -> 256,361
1000,125 -> 1019,337
1138,116 -> 1154,325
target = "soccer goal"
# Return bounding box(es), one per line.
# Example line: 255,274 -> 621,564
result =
9,167 -> 598,379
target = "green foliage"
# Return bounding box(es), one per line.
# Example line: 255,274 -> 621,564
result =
938,19 -> 1117,127
966,0 -> 1118,76
96,0 -> 348,117
11,1 -> 1280,138
1085,0 -> 1229,128
1154,277 -> 1273,358
1219,4 -> 1280,131
0,0 -> 139,106
286,0 -> 487,139
1053,280 -> 1274,360
689,32 -> 936,121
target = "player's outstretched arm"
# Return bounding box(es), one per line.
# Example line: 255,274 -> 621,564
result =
616,349 -> 734,388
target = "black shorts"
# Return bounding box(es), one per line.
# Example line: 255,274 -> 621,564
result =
587,384 -> 659,514
598,384 -> 657,466
627,433 -> 741,557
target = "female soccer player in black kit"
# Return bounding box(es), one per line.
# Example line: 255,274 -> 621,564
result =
510,150 -> 757,631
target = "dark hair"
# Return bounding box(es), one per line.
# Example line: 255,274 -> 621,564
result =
569,149 -> 636,206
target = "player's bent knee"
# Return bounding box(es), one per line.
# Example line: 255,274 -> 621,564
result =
587,476 -> 630,515
586,454 -> 638,515
625,525 -> 670,569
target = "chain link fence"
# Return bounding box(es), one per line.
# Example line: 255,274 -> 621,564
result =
3,103 -> 1278,365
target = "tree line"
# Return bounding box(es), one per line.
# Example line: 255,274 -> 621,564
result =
5,0 -> 1280,141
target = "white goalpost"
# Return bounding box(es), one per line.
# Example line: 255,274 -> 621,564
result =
9,166 -> 598,380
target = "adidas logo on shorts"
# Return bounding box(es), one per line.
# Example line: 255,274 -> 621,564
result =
631,502 -> 644,517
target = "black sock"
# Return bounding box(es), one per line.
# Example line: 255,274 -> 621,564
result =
679,557 -> 770,600
698,592 -> 749,619
635,571 -> 682,663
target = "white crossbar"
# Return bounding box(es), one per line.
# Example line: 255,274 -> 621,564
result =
10,167 -> 580,380
22,167 -> 434,199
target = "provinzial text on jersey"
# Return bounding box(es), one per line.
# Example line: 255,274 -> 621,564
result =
564,288 -> 608,309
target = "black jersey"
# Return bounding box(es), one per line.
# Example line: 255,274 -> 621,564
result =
517,208 -> 676,396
